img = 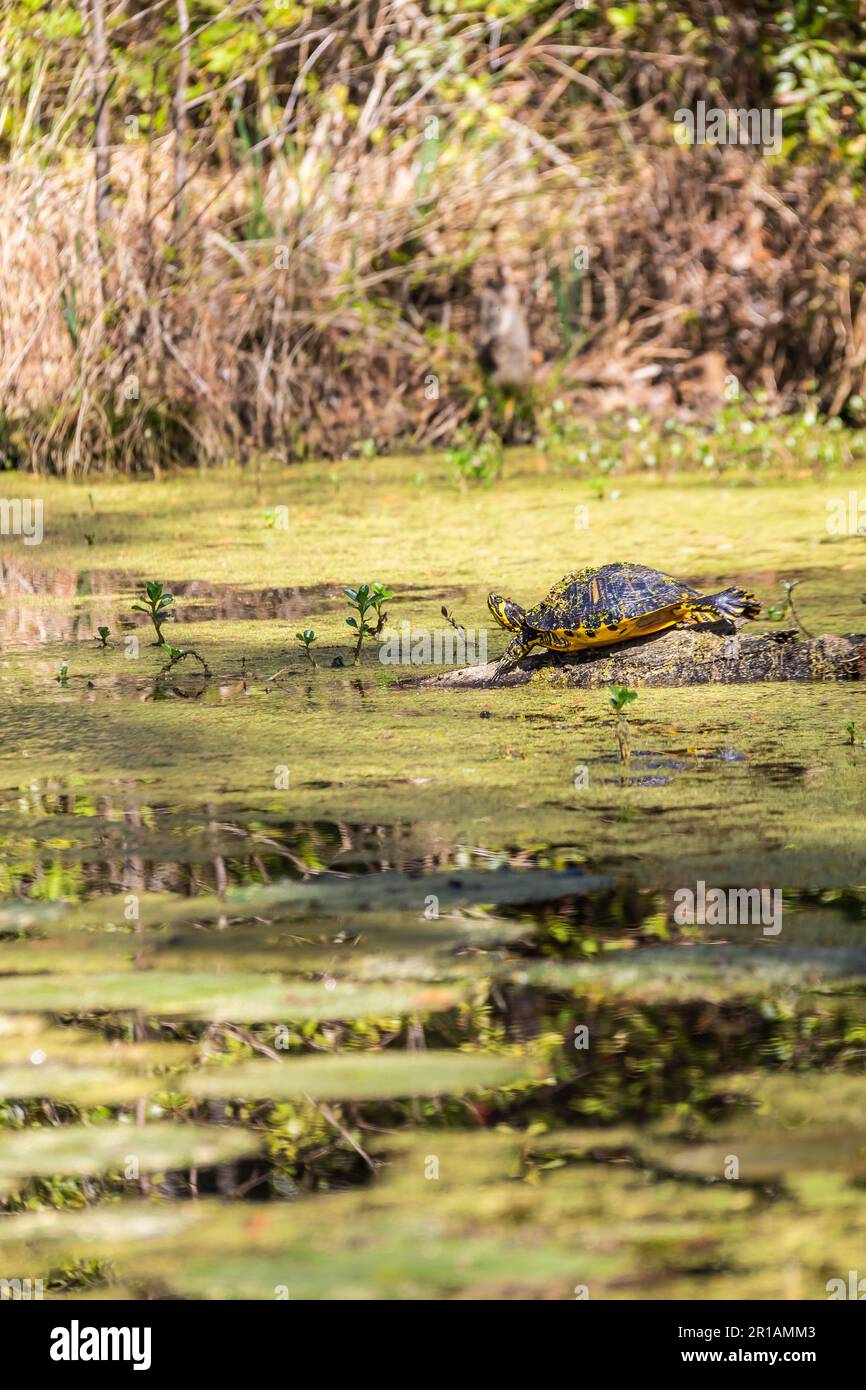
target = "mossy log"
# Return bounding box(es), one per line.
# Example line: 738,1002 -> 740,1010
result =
414,629 -> 866,690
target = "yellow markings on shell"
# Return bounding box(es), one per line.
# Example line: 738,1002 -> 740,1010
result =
536,602 -> 690,652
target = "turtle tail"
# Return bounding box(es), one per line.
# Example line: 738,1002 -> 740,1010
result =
703,587 -> 762,620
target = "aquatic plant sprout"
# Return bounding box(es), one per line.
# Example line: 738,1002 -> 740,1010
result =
766,578 -> 812,638
296,629 -> 318,668
345,584 -> 393,665
609,684 -> 638,764
609,685 -> 638,714
131,580 -> 174,645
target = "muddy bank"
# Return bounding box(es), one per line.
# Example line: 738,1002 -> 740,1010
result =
412,630 -> 866,690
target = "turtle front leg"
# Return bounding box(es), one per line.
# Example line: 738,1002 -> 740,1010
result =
490,632 -> 534,683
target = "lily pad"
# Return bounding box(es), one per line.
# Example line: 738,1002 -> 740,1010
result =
0,1063 -> 158,1105
0,1122 -> 258,1183
0,972 -> 463,1022
182,1051 -> 537,1102
515,945 -> 866,1003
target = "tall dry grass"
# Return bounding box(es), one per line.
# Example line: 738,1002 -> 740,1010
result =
2,2 -> 866,472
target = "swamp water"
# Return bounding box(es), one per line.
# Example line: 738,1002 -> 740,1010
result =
1,453 -> 865,1299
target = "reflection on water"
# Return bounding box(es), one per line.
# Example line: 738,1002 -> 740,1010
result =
0,780 -> 606,903
0,557 -> 466,647
2,778 -> 863,947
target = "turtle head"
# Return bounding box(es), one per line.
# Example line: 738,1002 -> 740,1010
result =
487,593 -> 526,633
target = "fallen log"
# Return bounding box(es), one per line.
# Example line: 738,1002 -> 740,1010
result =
412,629 -> 866,690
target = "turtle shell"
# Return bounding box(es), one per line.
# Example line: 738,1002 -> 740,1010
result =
525,562 -> 699,633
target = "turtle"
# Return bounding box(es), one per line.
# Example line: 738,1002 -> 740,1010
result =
487,562 -> 761,680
